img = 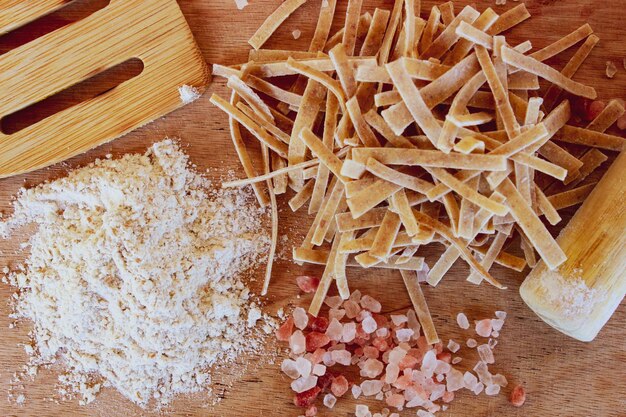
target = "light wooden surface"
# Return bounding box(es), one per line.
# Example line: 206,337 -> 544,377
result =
0,1 -> 625,416
0,0 -> 209,178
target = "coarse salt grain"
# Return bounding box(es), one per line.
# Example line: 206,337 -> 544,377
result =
495,311 -> 507,320
475,319 -> 493,337
331,350 -> 352,366
360,295 -> 382,313
447,339 -> 460,353
293,307 -> 309,330
362,316 -> 378,333
477,344 -> 495,364
466,338 -> 478,348
292,376 -> 318,393
457,313 -> 470,329
325,296 -> 343,309
356,404 -> 371,417
395,328 -> 414,342
323,393 -> 337,408
282,359 -> 300,379
510,385 -> 526,407
292,29 -> 302,39
485,384 -> 501,396
352,384 -> 362,399
291,330 -> 306,354
452,357 -> 462,364
312,363 -> 326,376
361,380 -> 384,396
391,314 -> 408,326
178,85 -> 201,104
606,61 -> 618,78
295,357 -> 312,377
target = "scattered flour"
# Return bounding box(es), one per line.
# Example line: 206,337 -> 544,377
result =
0,140 -> 273,408
178,84 -> 202,104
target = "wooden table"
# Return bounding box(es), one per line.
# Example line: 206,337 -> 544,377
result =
0,1 -> 624,416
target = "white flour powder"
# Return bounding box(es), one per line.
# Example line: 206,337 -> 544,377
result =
0,140 -> 271,407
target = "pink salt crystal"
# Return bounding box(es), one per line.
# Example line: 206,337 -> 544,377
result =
344,300 -> 361,319
331,375 -> 349,397
451,357 -> 462,365
491,318 -> 505,332
323,393 -> 337,408
363,346 -> 379,359
324,295 -> 343,309
436,374 -> 444,382
418,408 -> 436,417
491,331 -> 500,339
466,338 -> 477,348
385,363 -> 400,383
375,392 -> 384,401
292,375 -> 318,393
290,330 -> 306,354
372,337 -> 389,352
475,319 -> 493,337
477,344 -> 495,364
456,312 -> 470,329
495,310 -> 507,320
395,328 -> 414,342
355,404 -> 370,417
442,390 -> 454,403
447,339 -> 460,353
406,310 -> 421,335
282,359 -> 301,379
429,384 -> 446,401
485,384 -> 500,395
463,371 -> 478,389
391,314 -> 408,326
312,363 -> 326,376
394,375 -> 412,390
360,295 -> 382,313
331,350 -> 352,366
473,382 -> 484,395
341,322 -> 357,343
446,368 -> 465,392
310,348 -> 326,364
421,350 -> 437,377
386,393 -> 405,409
361,358 -> 384,378
381,350 -> 391,364
398,354 -> 418,370
390,414 -> 400,417
306,332 -> 330,352
329,308 -> 346,322
293,307 -> 309,330
276,317 -> 294,341
357,309 -> 372,321
352,384 -> 362,399
322,352 -> 335,367
434,360 -> 451,375
305,405 -> 317,416
296,276 -> 320,293
492,373 -> 508,387
388,347 -> 407,364
350,289 -> 362,302
437,351 -> 451,364
325,318 -> 343,341
474,361 -> 493,385
375,327 -> 389,337
362,316 -> 378,333
295,357 -> 312,377
361,380 -> 385,396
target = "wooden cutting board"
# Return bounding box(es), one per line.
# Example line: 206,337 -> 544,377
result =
0,1 -> 624,416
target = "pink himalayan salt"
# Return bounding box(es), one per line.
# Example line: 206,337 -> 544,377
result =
473,382 -> 484,395
495,310 -> 507,320
442,390 -> 454,403
474,361 -> 493,386
361,380 -> 385,396
310,348 -> 325,364
331,349 -> 352,366
417,411 -> 435,417
386,393 -> 405,409
323,393 -> 337,408
360,295 -> 382,313
388,346 -> 406,364
290,330 -> 306,354
295,356 -> 312,377
390,414 -> 400,417
475,319 -> 493,337
282,359 -> 300,379
395,328 -> 414,342
375,327 -> 389,337
375,392 -> 384,401
362,316 -> 378,334
342,322 -> 357,343
291,375 -> 318,393
322,351 -> 335,367
364,346 -> 379,359
446,368 -> 465,392
312,363 -> 326,376
429,383 -> 446,401
491,331 -> 500,338
296,276 -> 320,293
372,337 -> 389,351
306,332 -> 330,352
329,308 -> 346,321
344,300 -> 361,318
391,314 -> 408,326
357,309 -> 372,322
451,357 -> 462,365
350,289 -> 362,302
456,312 -> 470,329
355,404 -> 370,417
293,307 -> 309,330
276,317 -> 294,341
352,384 -> 362,399
463,371 -> 478,389
436,374 -> 444,382
485,384 -> 501,395
466,338 -> 478,348
491,318 -> 505,331
361,358 -> 384,378
331,375 -> 349,397
421,350 -> 437,377
447,339 -> 460,353
305,405 -> 317,416
324,295 -> 342,309
477,344 -> 495,364
407,310 -> 421,335
385,363 -> 400,383
325,318 -> 343,341
398,354 -> 418,370
492,373 -> 508,387
434,360 -> 451,375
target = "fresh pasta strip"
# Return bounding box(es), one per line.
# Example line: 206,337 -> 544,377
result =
248,0 -> 307,50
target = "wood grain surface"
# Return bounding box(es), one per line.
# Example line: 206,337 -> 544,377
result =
0,1 -> 624,416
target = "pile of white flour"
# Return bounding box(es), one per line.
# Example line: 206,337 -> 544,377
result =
0,140 -> 272,407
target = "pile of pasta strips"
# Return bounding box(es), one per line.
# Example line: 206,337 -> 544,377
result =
211,0 -> 625,341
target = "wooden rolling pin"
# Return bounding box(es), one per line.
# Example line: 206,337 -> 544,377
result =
520,149 -> 626,342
